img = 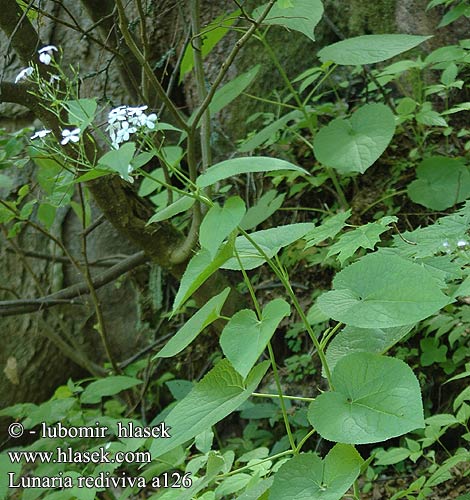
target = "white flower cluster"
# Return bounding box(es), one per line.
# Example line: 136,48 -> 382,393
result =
106,105 -> 157,148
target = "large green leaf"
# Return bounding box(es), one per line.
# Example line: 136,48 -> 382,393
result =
309,353 -> 424,444
81,376 -> 142,404
155,288 -> 230,359
407,156 -> 470,210
313,104 -> 396,174
270,445 -> 363,500
200,197 -> 245,258
149,360 -> 269,458
253,0 -> 324,42
222,223 -> 315,270
326,216 -> 397,264
325,324 -> 413,375
172,243 -> 233,312
220,299 -> 290,378
317,252 -> 450,328
318,34 -> 431,65
196,157 -> 308,188
209,65 -> 261,116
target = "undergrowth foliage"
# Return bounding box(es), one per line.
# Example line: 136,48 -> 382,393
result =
0,0 -> 470,499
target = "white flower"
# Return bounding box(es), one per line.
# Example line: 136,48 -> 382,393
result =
49,74 -> 60,84
116,121 -> 136,143
38,45 -> 58,65
457,239 -> 469,248
139,113 -> 158,129
127,105 -> 148,116
15,67 -> 33,84
31,129 -> 52,140
108,105 -> 127,124
61,128 -> 81,145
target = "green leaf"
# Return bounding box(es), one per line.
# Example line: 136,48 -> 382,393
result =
420,337 -> 448,366
37,203 -> 57,230
317,252 -> 450,328
147,195 -> 195,224
196,156 -> 308,188
318,34 -> 431,65
313,104 -> 396,174
220,299 -> 290,378
238,110 -> 304,153
327,216 -> 397,264
200,197 -> 246,258
150,359 -> 270,458
80,376 -> 142,404
253,0 -> 324,42
304,210 -> 351,248
0,173 -> 13,191
240,190 -> 285,230
407,156 -> 470,210
222,222 -> 314,270
155,288 -> 230,358
438,3 -> 470,27
308,353 -> 424,444
180,9 -> 240,82
325,324 -> 413,375
391,201 -> 470,258
209,65 -> 261,116
0,453 -> 21,499
270,445 -> 363,500
64,98 -> 97,129
172,243 -> 233,312
98,142 -> 135,178
75,169 -> 110,183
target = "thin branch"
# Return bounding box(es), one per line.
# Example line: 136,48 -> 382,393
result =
0,251 -> 149,316
190,0 -> 277,132
78,184 -> 120,373
115,0 -> 189,131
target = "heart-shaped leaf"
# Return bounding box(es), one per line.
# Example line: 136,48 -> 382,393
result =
220,299 -> 290,378
270,445 -> 363,500
325,324 -> 413,375
317,252 -> 450,328
314,104 -> 395,174
408,156 -> 470,210
309,353 -> 424,444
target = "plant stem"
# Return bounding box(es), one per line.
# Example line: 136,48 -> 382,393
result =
235,250 -> 297,452
252,392 -> 315,402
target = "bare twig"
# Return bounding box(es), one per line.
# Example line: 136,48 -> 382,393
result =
0,251 -> 149,316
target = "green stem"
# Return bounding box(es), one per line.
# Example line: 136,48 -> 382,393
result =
238,228 -> 334,389
320,321 -> 343,350
235,249 -> 296,452
295,428 -> 317,453
252,392 -> 315,403
216,449 -> 293,478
